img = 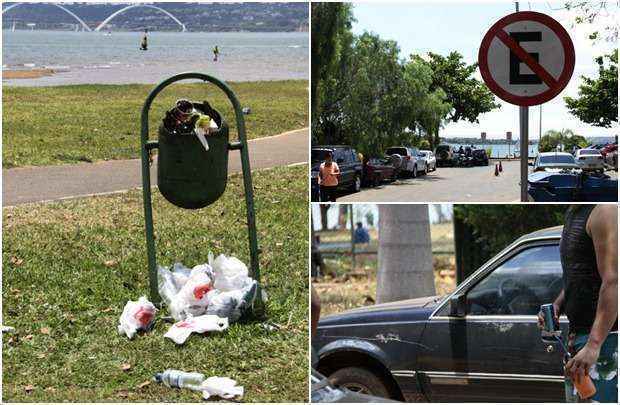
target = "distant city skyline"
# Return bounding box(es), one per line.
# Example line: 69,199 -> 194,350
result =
352,1 -> 618,140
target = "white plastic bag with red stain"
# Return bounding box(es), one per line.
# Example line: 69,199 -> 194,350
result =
158,263 -> 215,322
117,296 -> 157,339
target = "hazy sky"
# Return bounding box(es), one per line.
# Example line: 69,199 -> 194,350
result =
351,0 -> 618,139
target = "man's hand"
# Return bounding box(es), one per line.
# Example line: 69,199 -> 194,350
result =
565,343 -> 600,380
537,291 -> 563,331
537,302 -> 561,330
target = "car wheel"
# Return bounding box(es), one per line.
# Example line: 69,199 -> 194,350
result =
412,166 -> 417,178
329,367 -> 392,399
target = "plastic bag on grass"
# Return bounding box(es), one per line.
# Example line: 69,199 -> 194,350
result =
164,314 -> 228,345
159,263 -> 215,321
210,253 -> 253,291
206,279 -> 258,322
118,296 -> 157,339
201,376 -> 244,400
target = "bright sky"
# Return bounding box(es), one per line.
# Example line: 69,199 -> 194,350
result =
351,0 -> 618,139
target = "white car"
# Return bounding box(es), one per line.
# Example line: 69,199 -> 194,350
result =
418,150 -> 437,172
575,148 -> 605,172
531,152 -> 579,172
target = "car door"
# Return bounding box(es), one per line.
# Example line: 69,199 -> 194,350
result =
416,241 -> 566,402
334,150 -> 350,187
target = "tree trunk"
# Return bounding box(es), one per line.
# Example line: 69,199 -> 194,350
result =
320,205 -> 330,230
376,205 -> 435,303
338,205 -> 349,229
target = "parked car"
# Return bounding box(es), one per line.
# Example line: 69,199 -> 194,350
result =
575,148 -> 605,172
528,171 -> 618,202
385,146 -> 425,178
314,226 -> 568,402
531,152 -> 579,172
599,143 -> 617,170
435,144 -> 456,167
418,150 -> 437,172
471,149 -> 489,166
311,146 -> 363,201
363,158 -> 397,187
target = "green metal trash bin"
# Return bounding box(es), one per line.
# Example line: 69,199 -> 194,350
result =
140,72 -> 261,307
157,102 -> 229,209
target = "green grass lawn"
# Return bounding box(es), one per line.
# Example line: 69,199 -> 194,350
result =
3,80 -> 308,168
2,165 -> 309,402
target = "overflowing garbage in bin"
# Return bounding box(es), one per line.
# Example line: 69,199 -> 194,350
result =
118,253 -> 259,344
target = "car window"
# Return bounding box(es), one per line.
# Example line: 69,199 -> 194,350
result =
539,155 -> 576,165
465,244 -> 563,316
580,149 -> 600,156
386,147 -> 407,156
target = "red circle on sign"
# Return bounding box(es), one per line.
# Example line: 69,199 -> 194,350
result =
478,11 -> 575,106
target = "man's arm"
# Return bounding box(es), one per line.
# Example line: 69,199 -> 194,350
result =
566,205 -> 618,379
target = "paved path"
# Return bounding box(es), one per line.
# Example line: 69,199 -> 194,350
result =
338,161 -> 618,202
3,128 -> 308,206
339,161 -> 523,202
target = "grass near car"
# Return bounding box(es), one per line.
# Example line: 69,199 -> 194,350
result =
3,80 -> 308,168
2,165 -> 308,402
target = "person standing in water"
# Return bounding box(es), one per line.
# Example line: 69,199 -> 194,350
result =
213,45 -> 220,61
140,29 -> 148,51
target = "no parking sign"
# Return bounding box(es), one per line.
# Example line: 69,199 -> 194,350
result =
478,11 -> 575,106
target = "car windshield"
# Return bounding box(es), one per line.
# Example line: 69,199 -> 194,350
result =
579,149 -> 600,156
311,149 -> 332,163
473,150 -> 485,156
419,152 -> 427,157
386,147 -> 407,156
539,155 -> 575,165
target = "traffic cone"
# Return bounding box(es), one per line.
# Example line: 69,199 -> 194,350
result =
499,161 -> 503,172
494,163 -> 499,176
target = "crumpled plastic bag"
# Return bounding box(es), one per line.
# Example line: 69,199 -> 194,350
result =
201,376 -> 244,400
210,253 -> 253,291
118,296 -> 157,339
158,263 -> 215,321
164,314 -> 228,345
158,253 -> 259,324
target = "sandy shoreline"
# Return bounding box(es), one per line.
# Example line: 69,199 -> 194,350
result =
3,69 -> 56,79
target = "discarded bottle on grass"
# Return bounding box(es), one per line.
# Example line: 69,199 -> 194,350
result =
154,369 -> 205,391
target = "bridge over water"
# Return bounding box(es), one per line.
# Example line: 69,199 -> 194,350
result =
2,3 -> 187,32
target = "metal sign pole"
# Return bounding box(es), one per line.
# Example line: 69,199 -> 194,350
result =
520,106 -> 529,201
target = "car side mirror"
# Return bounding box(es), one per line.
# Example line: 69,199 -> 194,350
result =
449,294 -> 467,317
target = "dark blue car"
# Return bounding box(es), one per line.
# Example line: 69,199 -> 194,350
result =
314,226 -> 569,402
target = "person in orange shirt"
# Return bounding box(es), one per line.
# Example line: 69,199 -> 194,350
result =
318,151 -> 340,202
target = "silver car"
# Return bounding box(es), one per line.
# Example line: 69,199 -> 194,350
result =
531,152 -> 579,172
418,150 -> 437,172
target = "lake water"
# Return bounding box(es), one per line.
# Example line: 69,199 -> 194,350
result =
2,30 -> 308,86
446,142 -> 540,158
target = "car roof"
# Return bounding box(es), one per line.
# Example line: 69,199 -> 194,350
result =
515,225 -> 563,243
313,145 -> 351,150
538,152 -> 573,157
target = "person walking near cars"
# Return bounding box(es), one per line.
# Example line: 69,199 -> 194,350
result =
538,204 -> 617,403
318,151 -> 340,202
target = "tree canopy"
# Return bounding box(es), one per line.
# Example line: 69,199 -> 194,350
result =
312,11 -> 499,157
564,50 -> 618,128
538,129 -> 588,153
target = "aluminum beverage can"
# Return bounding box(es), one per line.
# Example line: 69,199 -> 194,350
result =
540,303 -> 557,333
